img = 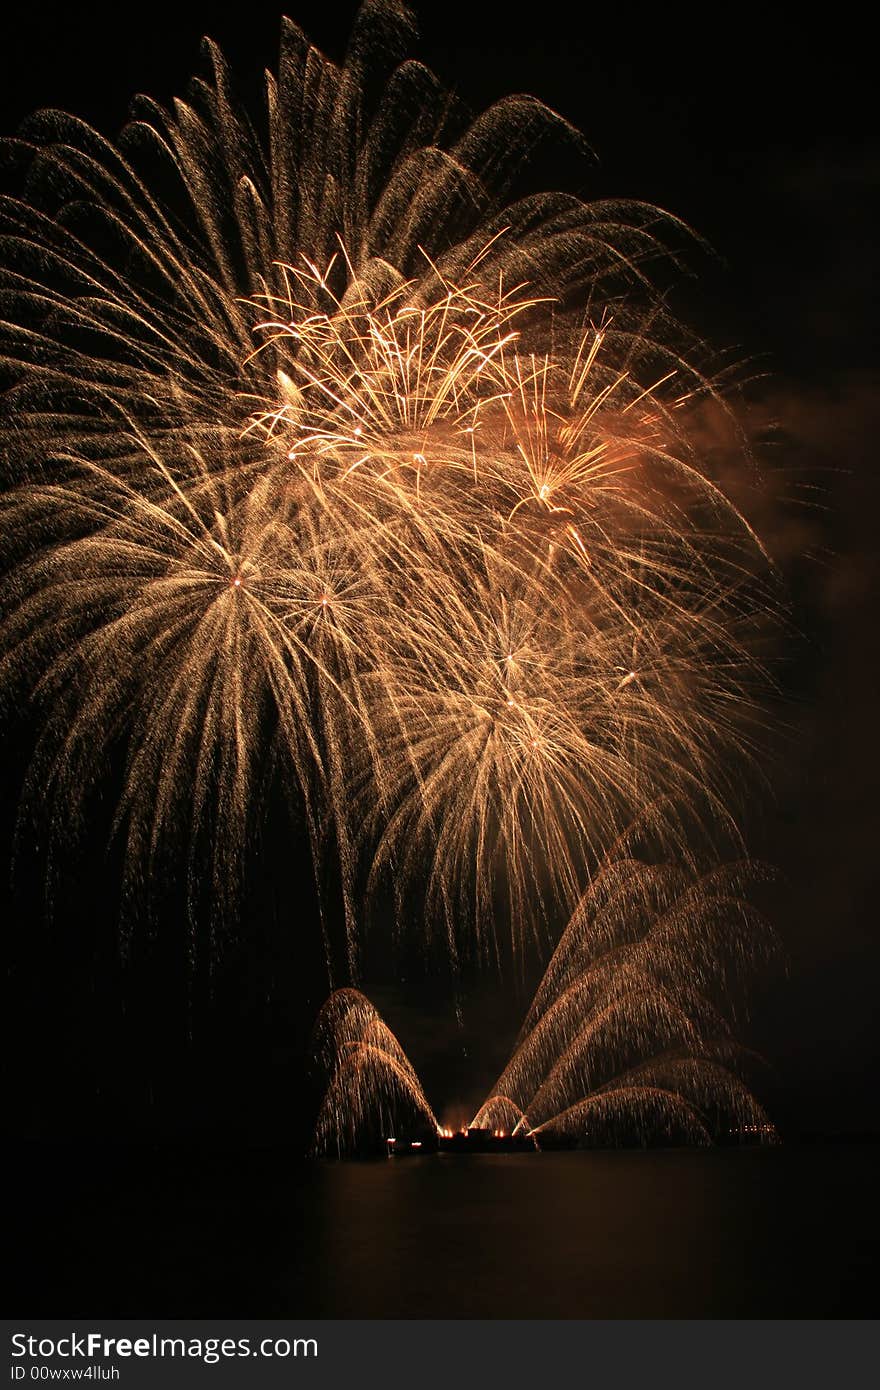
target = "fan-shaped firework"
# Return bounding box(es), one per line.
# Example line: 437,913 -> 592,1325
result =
311,987 -> 438,1156
312,855 -> 777,1155
470,853 -> 777,1144
0,2 -> 777,972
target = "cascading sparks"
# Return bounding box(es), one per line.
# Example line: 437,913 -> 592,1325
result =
312,851 -> 777,1155
0,4 -> 779,979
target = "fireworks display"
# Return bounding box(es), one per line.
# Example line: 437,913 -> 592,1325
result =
470,852 -> 776,1144
311,845 -> 777,1154
0,3 -> 777,983
311,988 -> 438,1156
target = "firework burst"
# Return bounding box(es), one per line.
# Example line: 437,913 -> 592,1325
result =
0,4 -> 778,975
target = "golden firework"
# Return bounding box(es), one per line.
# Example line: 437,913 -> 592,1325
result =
0,6 -> 778,975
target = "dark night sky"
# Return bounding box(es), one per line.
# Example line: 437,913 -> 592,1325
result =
2,3 -> 878,1140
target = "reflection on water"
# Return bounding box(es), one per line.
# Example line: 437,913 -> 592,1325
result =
300,1148 -> 879,1318
13,1144 -> 880,1317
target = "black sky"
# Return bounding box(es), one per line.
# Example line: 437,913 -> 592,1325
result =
3,2 -> 878,1138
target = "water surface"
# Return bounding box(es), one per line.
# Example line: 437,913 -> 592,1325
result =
13,1143 -> 879,1317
